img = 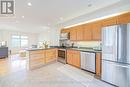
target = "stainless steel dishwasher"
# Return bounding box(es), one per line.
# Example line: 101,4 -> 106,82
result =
81,52 -> 96,73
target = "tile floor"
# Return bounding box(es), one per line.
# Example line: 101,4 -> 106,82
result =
0,59 -> 115,87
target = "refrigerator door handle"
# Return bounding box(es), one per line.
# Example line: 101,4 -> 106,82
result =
117,24 -> 128,63
117,26 -> 119,61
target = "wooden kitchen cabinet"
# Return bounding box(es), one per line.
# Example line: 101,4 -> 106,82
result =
117,12 -> 130,24
83,23 -> 92,41
61,12 -> 130,41
67,50 -> 73,65
70,27 -> 77,41
28,48 -> 57,69
76,25 -> 84,41
67,50 -> 80,68
102,16 -> 117,27
61,28 -> 70,33
96,53 -> 102,77
45,48 -> 57,63
72,51 -> 80,67
29,50 -> 45,69
92,21 -> 102,41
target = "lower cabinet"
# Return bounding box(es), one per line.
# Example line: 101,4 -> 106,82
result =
29,48 -> 101,76
67,50 -> 80,68
29,50 -> 45,69
29,48 -> 57,69
45,49 -> 57,63
95,53 -> 102,77
67,49 -> 102,77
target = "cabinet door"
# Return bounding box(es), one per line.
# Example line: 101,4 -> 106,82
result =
83,23 -> 92,41
67,50 -> 73,65
117,12 -> 130,24
76,25 -> 84,41
73,51 -> 81,68
102,16 -> 117,27
29,50 -> 45,69
61,29 -> 70,33
92,21 -> 102,41
42,50 -> 46,63
96,53 -> 101,77
45,49 -> 56,63
70,27 -> 77,41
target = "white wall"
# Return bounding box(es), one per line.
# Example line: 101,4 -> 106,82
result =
38,27 -> 60,46
0,29 -> 39,54
61,0 -> 130,27
72,41 -> 101,48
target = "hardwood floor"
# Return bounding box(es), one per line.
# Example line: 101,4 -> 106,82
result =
0,54 -> 27,76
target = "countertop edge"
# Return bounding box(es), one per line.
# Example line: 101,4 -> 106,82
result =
27,47 -> 102,53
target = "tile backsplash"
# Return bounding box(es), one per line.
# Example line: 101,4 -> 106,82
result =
71,41 -> 101,48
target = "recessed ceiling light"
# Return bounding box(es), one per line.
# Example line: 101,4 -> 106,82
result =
48,23 -> 50,26
88,4 -> 92,7
60,17 -> 63,20
16,20 -> 19,23
22,16 -> 24,18
28,2 -> 32,6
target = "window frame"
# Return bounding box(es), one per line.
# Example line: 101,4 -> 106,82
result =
11,35 -> 29,48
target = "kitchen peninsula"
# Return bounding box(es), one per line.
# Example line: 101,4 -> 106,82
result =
27,48 -> 57,69
27,46 -> 102,77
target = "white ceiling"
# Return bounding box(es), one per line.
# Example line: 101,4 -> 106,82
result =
0,0 -> 127,33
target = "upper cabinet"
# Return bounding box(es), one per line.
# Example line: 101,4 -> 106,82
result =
92,21 -> 102,41
70,27 -> 77,41
61,28 -> 70,33
102,16 -> 117,27
61,12 -> 130,41
76,25 -> 84,41
117,12 -> 130,24
83,23 -> 92,41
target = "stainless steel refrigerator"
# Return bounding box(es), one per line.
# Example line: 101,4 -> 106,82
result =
101,23 -> 130,87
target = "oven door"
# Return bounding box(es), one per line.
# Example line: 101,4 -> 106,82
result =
58,50 -> 65,58
58,49 -> 66,64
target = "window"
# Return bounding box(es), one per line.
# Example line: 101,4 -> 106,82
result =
12,35 -> 20,48
21,36 -> 28,47
12,35 -> 28,48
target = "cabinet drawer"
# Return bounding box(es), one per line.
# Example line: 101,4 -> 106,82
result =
30,54 -> 44,59
46,57 -> 56,63
29,50 -> 43,55
30,58 -> 44,63
29,58 -> 45,69
30,56 -> 44,61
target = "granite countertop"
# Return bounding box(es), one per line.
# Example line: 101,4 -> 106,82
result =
27,46 -> 102,53
68,48 -> 102,53
27,47 -> 56,51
